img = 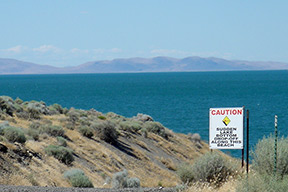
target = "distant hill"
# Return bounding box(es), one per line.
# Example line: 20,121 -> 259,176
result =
1,57 -> 288,74
0,58 -> 60,74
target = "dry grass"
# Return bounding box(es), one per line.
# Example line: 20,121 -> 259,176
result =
159,157 -> 177,171
0,112 -> 226,189
134,139 -> 149,151
0,173 -> 30,186
185,178 -> 239,192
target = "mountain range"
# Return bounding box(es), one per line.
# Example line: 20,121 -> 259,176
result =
1,56 -> 288,74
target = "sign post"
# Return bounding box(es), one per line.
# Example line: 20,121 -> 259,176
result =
242,107 -> 245,168
209,107 -> 244,150
274,115 -> 278,176
246,110 -> 249,174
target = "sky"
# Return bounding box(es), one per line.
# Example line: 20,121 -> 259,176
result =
0,0 -> 288,67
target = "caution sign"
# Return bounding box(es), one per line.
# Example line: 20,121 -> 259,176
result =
209,107 -> 244,149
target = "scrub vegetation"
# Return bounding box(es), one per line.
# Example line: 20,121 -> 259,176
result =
177,152 -> 237,186
182,135 -> 288,192
236,135 -> 288,192
111,169 -> 140,188
63,169 -> 94,188
4,95 -> 286,191
44,145 -> 74,165
0,95 -> 211,189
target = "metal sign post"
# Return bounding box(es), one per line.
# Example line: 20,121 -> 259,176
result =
246,110 -> 249,174
242,107 -> 245,168
274,115 -> 278,176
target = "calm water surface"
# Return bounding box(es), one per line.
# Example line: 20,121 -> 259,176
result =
1,70 -> 288,158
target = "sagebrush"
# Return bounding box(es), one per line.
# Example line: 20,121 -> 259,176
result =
112,169 -> 141,188
2,126 -> 26,143
177,152 -> 237,186
45,145 -> 74,165
63,169 -> 93,188
251,135 -> 288,177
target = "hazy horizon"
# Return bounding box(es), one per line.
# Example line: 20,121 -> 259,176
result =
2,56 -> 288,69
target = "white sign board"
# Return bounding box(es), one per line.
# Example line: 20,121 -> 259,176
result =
209,107 -> 244,149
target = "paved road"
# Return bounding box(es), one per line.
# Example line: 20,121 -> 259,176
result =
0,185 -> 176,192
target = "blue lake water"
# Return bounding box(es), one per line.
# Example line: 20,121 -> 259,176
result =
1,70 -> 288,158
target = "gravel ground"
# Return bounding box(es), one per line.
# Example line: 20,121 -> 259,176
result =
0,185 -> 177,192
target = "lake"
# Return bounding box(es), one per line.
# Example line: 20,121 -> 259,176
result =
1,70 -> 288,158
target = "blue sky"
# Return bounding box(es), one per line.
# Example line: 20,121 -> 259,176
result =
0,1 -> 287,67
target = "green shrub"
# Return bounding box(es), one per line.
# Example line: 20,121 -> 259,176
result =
27,128 -> 40,141
0,96 -> 16,116
79,117 -> 91,126
13,103 -> 23,113
112,169 -> 140,188
120,121 -> 142,133
177,163 -> 194,184
65,122 -> 75,130
77,110 -> 87,117
62,108 -> 69,114
48,107 -> 58,115
41,125 -> 65,137
0,121 -> 10,135
42,119 -> 52,125
90,121 -> 105,130
45,145 -> 74,164
15,97 -> 23,105
98,115 -> 106,120
29,121 -> 42,130
16,111 -> 30,119
94,121 -> 118,144
0,135 -> 7,142
57,136 -> 67,147
112,170 -> 128,188
27,108 -> 40,119
67,109 -> 79,123
126,177 -> 140,188
0,111 -> 5,120
177,153 -> 238,186
64,168 -> 84,178
174,184 -> 188,192
78,126 -> 94,138
63,169 -> 93,188
21,101 -> 30,107
106,112 -> 125,120
144,122 -> 168,139
191,152 -> 237,185
51,103 -> 64,114
27,101 -> 49,119
3,126 -> 26,143
141,128 -> 148,138
236,172 -> 288,192
251,135 -> 288,178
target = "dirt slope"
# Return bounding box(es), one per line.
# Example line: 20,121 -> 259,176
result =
0,96 -> 210,188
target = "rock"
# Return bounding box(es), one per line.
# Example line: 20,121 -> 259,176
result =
0,143 -> 8,153
188,133 -> 203,149
133,113 -> 154,122
188,133 -> 201,143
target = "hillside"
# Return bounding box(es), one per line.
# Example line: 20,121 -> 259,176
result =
68,57 -> 255,73
0,96 -> 210,188
0,58 -> 60,74
1,57 -> 288,74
